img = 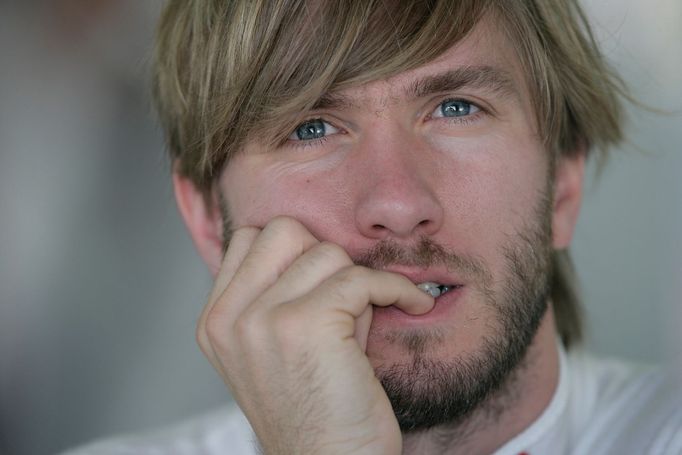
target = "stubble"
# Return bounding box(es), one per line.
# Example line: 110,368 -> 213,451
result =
355,188 -> 554,433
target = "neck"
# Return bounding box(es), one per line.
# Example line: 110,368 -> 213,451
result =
401,308 -> 560,455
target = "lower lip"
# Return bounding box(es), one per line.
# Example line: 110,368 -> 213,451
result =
372,286 -> 465,326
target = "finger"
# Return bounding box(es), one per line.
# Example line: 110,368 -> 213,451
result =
304,266 -> 434,319
254,241 -> 353,310
209,216 -> 319,323
210,226 -> 261,301
198,226 -> 260,356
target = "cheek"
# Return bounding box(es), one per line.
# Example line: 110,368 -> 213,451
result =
220,159 -> 353,236
434,136 -> 549,261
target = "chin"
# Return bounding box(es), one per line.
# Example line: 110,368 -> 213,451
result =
365,293 -> 549,432
366,286 -> 494,370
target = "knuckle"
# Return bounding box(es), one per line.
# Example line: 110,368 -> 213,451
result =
315,242 -> 352,266
337,264 -> 368,284
204,306 -> 235,353
252,217 -> 301,252
232,309 -> 261,341
266,216 -> 305,239
323,265 -> 369,301
195,324 -> 210,353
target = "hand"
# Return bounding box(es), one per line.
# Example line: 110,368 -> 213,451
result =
196,216 -> 434,454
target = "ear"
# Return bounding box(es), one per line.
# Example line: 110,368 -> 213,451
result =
172,172 -> 224,277
552,151 -> 586,249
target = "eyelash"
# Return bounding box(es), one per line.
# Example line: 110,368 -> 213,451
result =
285,97 -> 486,149
288,134 -> 331,150
428,98 -> 486,125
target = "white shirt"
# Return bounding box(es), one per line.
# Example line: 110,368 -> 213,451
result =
64,348 -> 682,454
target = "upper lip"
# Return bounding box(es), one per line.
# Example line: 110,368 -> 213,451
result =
379,266 -> 464,287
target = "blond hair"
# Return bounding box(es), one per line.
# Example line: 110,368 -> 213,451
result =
153,0 -> 627,348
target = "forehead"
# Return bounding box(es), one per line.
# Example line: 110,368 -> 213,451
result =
324,17 -> 525,109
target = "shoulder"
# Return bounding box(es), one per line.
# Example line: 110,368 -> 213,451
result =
61,406 -> 258,455
567,350 -> 682,454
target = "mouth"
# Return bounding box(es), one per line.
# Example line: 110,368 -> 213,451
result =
371,279 -> 466,327
416,281 -> 462,298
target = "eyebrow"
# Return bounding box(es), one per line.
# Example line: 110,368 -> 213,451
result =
407,65 -> 518,100
313,91 -> 357,111
313,65 -> 518,111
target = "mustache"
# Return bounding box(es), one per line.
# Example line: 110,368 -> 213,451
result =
353,237 -> 491,284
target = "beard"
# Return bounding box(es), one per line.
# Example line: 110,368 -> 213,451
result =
354,188 -> 554,433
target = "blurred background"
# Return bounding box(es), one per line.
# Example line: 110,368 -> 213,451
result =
0,0 -> 680,453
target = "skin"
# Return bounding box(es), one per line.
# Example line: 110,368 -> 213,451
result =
174,17 -> 585,455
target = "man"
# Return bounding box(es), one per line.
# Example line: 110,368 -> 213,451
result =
68,0 -> 681,453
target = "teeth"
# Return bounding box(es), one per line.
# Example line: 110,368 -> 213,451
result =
416,281 -> 451,298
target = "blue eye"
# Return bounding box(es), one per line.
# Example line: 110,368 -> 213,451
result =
289,119 -> 339,141
433,99 -> 480,118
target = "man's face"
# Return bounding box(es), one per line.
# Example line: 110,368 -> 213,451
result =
216,18 -> 573,430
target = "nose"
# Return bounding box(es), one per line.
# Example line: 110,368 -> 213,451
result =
353,130 -> 444,240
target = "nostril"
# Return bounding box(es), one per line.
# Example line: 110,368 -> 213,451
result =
356,190 -> 443,239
